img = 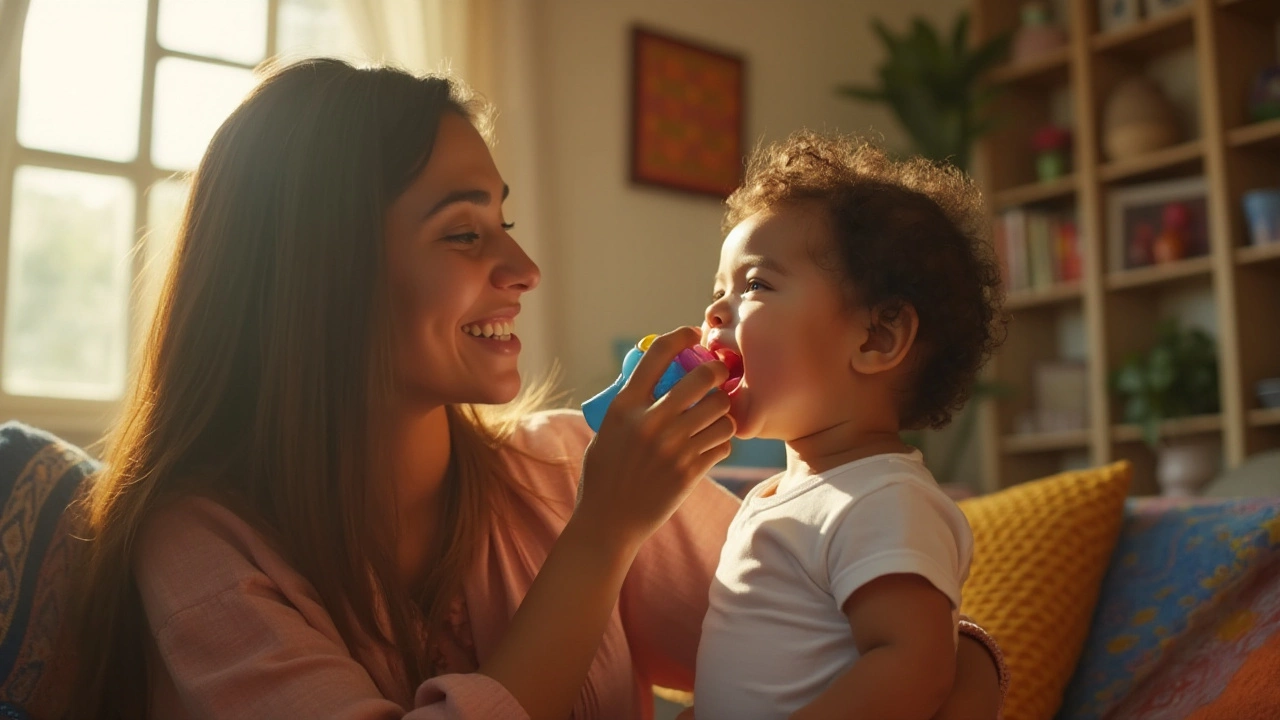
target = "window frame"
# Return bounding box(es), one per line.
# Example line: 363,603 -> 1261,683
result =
0,0 -> 281,440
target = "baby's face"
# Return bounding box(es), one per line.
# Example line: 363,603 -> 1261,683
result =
701,204 -> 862,442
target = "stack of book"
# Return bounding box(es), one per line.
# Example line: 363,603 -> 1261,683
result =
993,209 -> 1082,292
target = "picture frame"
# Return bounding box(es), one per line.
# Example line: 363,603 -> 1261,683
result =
1033,360 -> 1089,433
1107,176 -> 1209,272
1099,0 -> 1142,33
630,26 -> 746,199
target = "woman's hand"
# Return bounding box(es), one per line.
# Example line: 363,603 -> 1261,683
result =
932,634 -> 1002,720
578,326 -> 735,548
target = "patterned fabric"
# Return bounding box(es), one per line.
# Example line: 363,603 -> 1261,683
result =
1058,497 -> 1280,720
957,462 -> 1132,720
0,422 -> 97,712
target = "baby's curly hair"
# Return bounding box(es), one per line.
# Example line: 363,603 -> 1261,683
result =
725,132 -> 1007,430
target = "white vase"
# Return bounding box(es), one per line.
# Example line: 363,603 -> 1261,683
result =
1156,441 -> 1220,497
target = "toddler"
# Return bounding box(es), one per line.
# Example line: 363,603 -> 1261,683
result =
692,132 -> 1006,720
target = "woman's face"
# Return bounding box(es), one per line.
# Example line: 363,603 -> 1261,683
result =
384,113 -> 540,408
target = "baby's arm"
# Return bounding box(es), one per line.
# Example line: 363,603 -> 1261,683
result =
791,573 -> 956,720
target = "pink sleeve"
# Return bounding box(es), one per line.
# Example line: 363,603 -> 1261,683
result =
619,477 -> 739,691
533,410 -> 740,692
136,499 -> 530,719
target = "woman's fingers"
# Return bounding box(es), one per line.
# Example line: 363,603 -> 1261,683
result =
652,358 -> 729,420
616,327 -> 701,404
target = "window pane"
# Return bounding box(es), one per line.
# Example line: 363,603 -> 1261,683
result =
152,58 -> 256,171
4,167 -> 134,400
18,0 -> 147,161
158,0 -> 267,65
141,178 -> 190,319
278,0 -> 362,59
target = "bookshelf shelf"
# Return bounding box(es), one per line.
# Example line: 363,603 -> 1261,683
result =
992,175 -> 1077,210
1227,118 -> 1280,150
1002,429 -> 1090,454
1005,282 -> 1082,310
989,47 -> 1071,86
1237,242 -> 1280,267
1099,140 -> 1203,183
1251,408 -> 1280,428
1091,6 -> 1195,57
1105,256 -> 1213,291
1112,414 -> 1223,443
975,0 -> 1280,494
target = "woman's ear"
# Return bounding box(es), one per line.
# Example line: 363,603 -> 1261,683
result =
851,302 -> 919,376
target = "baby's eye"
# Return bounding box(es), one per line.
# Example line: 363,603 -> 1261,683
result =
710,288 -> 725,301
745,278 -> 767,292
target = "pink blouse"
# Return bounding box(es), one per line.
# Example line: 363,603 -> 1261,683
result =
133,410 -> 737,719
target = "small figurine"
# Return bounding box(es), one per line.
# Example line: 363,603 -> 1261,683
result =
1152,201 -> 1190,264
581,335 -> 722,432
1032,125 -> 1072,182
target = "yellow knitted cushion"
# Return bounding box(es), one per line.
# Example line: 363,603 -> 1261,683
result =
958,461 -> 1132,720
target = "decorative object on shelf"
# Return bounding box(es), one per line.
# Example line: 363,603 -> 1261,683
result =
1102,76 -> 1181,162
1155,440 -> 1221,497
1012,1 -> 1067,64
1258,378 -> 1280,410
1111,320 -> 1221,496
1033,360 -> 1089,432
1111,320 -> 1219,441
630,27 -> 745,198
1243,188 -> 1280,246
1248,65 -> 1280,123
1099,0 -> 1141,34
835,12 -> 1009,172
1107,176 -> 1208,271
1031,125 -> 1072,182
1142,0 -> 1190,20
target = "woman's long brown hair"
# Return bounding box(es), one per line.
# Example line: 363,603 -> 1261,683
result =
56,58 -> 532,718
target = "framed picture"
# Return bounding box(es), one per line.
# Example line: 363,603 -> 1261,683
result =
1107,176 -> 1209,272
1099,0 -> 1141,33
630,27 -> 745,198
1033,360 -> 1089,433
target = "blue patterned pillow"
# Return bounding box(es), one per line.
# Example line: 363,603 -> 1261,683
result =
1057,497 -> 1280,719
0,422 -> 98,714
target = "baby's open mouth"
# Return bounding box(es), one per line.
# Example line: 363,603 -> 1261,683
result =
715,349 -> 744,394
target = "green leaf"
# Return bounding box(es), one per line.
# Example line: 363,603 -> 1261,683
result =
951,11 -> 971,55
835,84 -> 888,102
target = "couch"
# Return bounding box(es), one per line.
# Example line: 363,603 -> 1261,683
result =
0,421 -> 1276,719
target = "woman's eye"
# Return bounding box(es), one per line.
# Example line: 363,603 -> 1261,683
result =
501,221 -> 516,231
443,232 -> 480,244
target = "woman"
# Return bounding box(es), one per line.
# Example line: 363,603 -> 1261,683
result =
56,59 -> 1004,719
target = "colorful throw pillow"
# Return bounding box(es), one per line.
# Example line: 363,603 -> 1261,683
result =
1058,496 -> 1280,720
958,462 -> 1132,720
0,423 -> 97,714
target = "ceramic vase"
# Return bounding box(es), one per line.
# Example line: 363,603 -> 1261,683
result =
1156,440 -> 1220,497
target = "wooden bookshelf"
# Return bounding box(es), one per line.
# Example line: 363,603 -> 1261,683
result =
974,0 -> 1280,494
992,175 -> 1077,209
1006,281 -> 1083,310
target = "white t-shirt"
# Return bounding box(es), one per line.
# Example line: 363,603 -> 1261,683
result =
693,451 -> 973,720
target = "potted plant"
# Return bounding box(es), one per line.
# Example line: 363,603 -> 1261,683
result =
835,13 -> 1011,172
1111,320 -> 1221,495
1031,125 -> 1071,182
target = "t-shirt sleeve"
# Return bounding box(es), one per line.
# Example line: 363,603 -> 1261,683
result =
824,481 -> 972,611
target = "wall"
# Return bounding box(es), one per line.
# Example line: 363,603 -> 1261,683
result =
529,0 -> 968,399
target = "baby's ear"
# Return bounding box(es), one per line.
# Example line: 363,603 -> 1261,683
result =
851,302 -> 918,376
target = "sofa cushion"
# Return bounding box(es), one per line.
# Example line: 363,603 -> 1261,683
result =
0,422 -> 97,712
1057,496 -> 1280,720
957,462 -> 1131,720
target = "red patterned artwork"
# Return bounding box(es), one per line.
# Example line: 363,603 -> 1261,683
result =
630,27 -> 745,198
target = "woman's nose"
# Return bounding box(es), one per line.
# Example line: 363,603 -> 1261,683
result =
493,235 -> 541,292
